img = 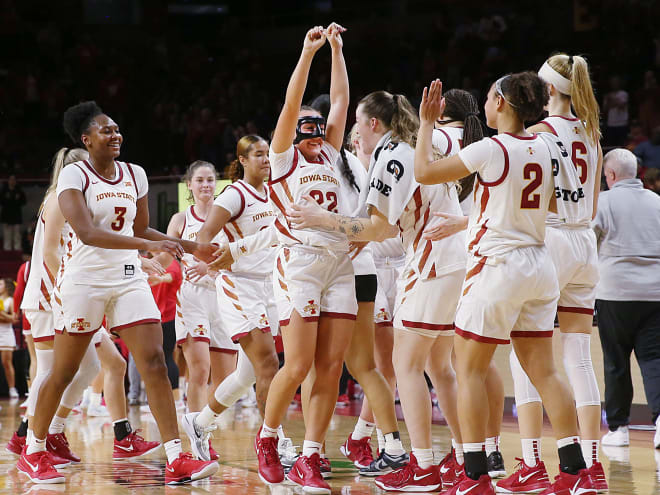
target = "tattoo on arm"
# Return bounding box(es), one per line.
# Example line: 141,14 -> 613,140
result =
332,215 -> 367,239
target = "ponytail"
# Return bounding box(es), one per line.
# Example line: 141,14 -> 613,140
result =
442,89 -> 484,202
40,147 -> 88,215
547,53 -> 601,144
229,134 -> 267,184
358,91 -> 419,148
227,159 -> 244,182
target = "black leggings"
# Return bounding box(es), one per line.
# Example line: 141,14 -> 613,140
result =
162,320 -> 179,390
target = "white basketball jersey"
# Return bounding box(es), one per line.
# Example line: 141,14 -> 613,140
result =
364,131 -> 466,280
268,143 -> 348,252
458,133 -> 555,258
541,116 -> 599,227
56,160 -> 148,285
180,205 -> 216,288
216,180 -> 277,275
21,195 -> 70,311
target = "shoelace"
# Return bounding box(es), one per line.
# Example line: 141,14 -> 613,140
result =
39,451 -> 57,469
304,455 -> 323,477
54,433 -> 70,447
385,462 -> 414,483
177,452 -> 194,462
512,457 -> 525,473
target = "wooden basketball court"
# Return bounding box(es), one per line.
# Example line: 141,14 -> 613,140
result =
1,396 -> 658,494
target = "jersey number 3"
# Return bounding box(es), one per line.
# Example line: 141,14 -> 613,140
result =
111,206 -> 127,231
520,163 -> 543,209
309,190 -> 338,213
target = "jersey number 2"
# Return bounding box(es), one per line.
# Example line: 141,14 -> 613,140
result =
111,207 -> 127,231
309,190 -> 338,213
520,163 -> 543,209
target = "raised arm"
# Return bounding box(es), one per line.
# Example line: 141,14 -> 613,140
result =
287,195 -> 397,242
415,80 -> 471,184
271,26 -> 327,154
324,23 -> 349,151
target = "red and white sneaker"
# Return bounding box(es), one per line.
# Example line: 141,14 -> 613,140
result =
539,468 -> 596,495
6,432 -> 26,456
164,452 -> 218,485
209,440 -> 219,460
340,434 -> 374,468
374,453 -> 442,492
255,429 -> 284,484
587,462 -> 608,492
438,450 -> 463,489
46,433 -> 80,463
495,459 -> 551,493
441,473 -> 495,494
17,449 -> 65,484
286,453 -> 331,494
113,430 -> 161,459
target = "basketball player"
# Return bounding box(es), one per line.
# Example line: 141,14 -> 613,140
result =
17,102 -> 218,485
497,54 -> 605,493
182,136 -> 287,463
154,159 -> 239,460
243,23 -> 361,494
414,75 -> 595,494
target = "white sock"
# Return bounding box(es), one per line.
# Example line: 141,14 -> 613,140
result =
260,423 -> 278,439
89,392 -> 102,409
26,432 -> 47,455
376,428 -> 385,453
412,447 -> 434,469
277,425 -> 286,439
581,439 -> 599,468
463,442 -> 485,454
557,436 -> 581,449
452,439 -> 464,465
164,438 -> 183,464
48,416 -> 67,435
196,406 -> 219,428
302,440 -> 322,458
352,417 -> 375,440
485,436 -> 499,456
384,432 -> 405,456
521,438 -> 541,467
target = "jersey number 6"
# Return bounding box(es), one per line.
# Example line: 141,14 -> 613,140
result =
111,206 -> 127,231
520,163 -> 543,209
309,189 -> 338,213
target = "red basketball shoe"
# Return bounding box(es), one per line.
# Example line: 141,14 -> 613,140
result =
164,452 -> 218,485
587,462 -> 608,492
17,448 -> 65,484
255,429 -> 284,484
286,453 -> 331,494
495,458 -> 551,493
375,453 -> 442,492
340,434 -> 374,468
113,430 -> 161,459
539,468 -> 596,495
441,473 -> 495,494
46,433 -> 80,463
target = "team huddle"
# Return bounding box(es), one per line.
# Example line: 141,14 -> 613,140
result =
9,22 -> 607,495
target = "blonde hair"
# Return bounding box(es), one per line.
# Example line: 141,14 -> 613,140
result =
40,147 -> 88,214
547,53 -> 601,144
358,91 -> 419,147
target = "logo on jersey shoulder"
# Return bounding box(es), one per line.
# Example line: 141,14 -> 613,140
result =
303,300 -> 318,316
386,160 -> 404,182
370,178 -> 392,197
573,126 -> 580,135
124,181 -> 134,188
72,318 -> 91,332
527,147 -> 535,155
259,313 -> 269,327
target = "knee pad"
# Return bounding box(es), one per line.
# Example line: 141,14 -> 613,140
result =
27,349 -> 55,416
214,351 -> 255,408
60,342 -> 101,409
510,349 -> 542,406
561,333 -> 600,407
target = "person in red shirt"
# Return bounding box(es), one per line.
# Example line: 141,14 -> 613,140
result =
148,259 -> 183,397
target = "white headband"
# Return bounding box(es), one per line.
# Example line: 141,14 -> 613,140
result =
538,61 -> 571,95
